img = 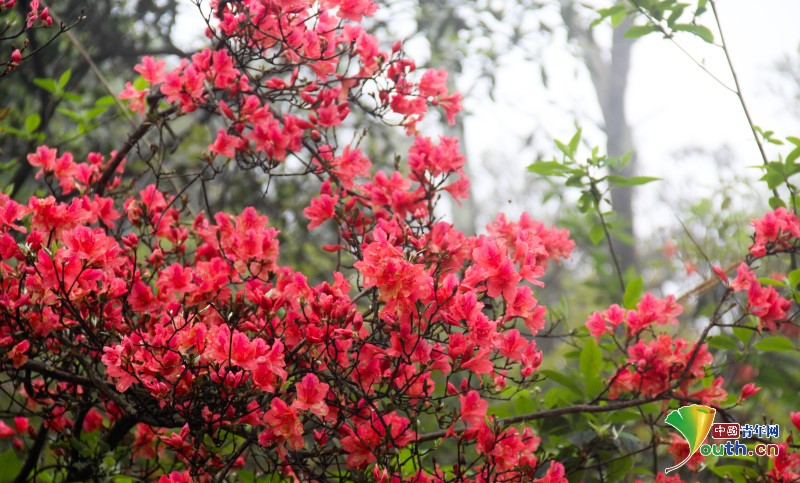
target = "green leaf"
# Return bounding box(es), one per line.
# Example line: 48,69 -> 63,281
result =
761,170 -> 785,190
708,465 -> 759,482
707,335 -> 738,351
96,95 -> 117,106
607,175 -> 661,186
0,449 -> 22,483
33,77 -> 58,94
568,128 -> 582,157
580,339 -> 604,395
540,369 -> 583,396
667,4 -> 687,25
623,276 -> 644,309
527,161 -> 573,177
589,224 -> 605,245
133,75 -> 148,91
24,113 -> 40,133
85,106 -> 108,121
757,277 -> 784,287
543,386 -> 578,408
624,25 -> 658,39
58,69 -> 72,88
673,23 -> 714,42
62,92 -> 83,103
769,196 -> 787,209
753,336 -> 795,352
788,269 -> 800,288
56,107 -> 82,122
695,0 -> 708,16
610,9 -> 627,28
606,456 -> 633,482
591,4 -> 627,28
732,327 -> 753,346
606,409 -> 641,423
566,173 -> 585,187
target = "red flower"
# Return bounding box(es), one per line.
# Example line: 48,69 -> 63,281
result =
740,383 -> 761,401
791,412 -> 800,432
0,421 -> 15,439
263,398 -> 304,450
535,461 -> 568,483
292,374 -> 329,418
8,340 -> 30,369
750,208 -> 800,257
303,194 -> 338,230
459,390 -> 488,427
134,56 -> 166,85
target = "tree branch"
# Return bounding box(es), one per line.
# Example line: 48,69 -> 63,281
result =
414,394 -> 661,444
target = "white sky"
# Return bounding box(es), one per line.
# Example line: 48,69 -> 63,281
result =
459,0 -> 800,236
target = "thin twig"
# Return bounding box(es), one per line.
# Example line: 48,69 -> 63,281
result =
591,179 -> 626,294
709,0 -> 769,168
44,4 -> 136,128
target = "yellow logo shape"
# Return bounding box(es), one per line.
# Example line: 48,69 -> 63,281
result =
664,404 -> 716,474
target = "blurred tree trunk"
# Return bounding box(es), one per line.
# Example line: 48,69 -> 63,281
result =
605,20 -> 637,274
561,2 -> 638,273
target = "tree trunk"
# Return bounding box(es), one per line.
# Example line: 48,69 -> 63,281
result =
604,20 -> 637,274
560,0 -> 638,273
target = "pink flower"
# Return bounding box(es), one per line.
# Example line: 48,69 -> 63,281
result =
134,56 -> 166,85
535,461 -> 568,483
263,398 -> 304,450
419,69 -> 448,98
119,82 -> 147,114
209,129 -> 241,158
0,421 -> 15,439
303,194 -> 338,230
292,374 -> 329,418
712,265 -> 729,283
459,390 -> 488,427
750,208 -> 800,257
791,412 -> 800,432
740,383 -> 760,401
8,340 -> 30,369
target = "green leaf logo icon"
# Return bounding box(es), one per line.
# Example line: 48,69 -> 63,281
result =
664,404 -> 716,474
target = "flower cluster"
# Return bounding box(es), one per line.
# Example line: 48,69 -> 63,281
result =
586,295 -> 726,404
750,207 -> 800,257
586,293 -> 682,341
727,262 -> 792,331
0,0 -> 576,480
2,1 -> 55,74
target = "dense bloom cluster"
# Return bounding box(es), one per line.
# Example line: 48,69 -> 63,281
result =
3,0 -> 797,480
586,293 -> 682,341
0,0 -> 581,480
766,443 -> 800,482
583,292 -> 726,402
727,262 -> 792,331
750,207 -> 800,257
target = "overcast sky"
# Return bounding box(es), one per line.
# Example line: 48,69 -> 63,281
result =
457,0 -> 800,236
